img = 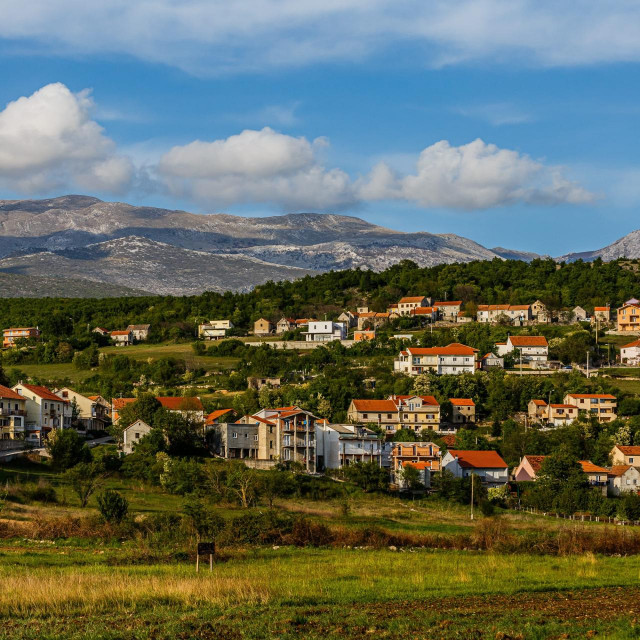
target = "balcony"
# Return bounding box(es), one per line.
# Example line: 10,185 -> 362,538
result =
0,408 -> 25,417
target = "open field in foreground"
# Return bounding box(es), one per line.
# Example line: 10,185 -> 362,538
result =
2,544 -> 640,639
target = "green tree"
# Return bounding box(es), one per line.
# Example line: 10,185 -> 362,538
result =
46,429 -> 91,470
63,461 -> 107,507
97,489 -> 129,523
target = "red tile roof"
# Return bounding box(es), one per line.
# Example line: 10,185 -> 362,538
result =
615,446 -> 640,455
111,330 -> 131,336
411,307 -> 436,315
157,396 -> 203,411
0,384 -> 24,401
609,465 -> 633,477
205,408 -> 234,424
447,449 -> 508,469
450,398 -> 475,406
567,394 -> 616,400
433,301 -> 462,306
579,460 -> 609,474
407,343 -> 478,356
403,461 -> 436,471
394,395 -> 440,407
594,306 -> 610,311
352,399 -> 398,412
18,384 -> 66,403
251,416 -> 276,426
440,434 -> 456,447
531,399 -> 547,406
523,455 -> 546,473
508,336 -> 548,347
398,296 -> 426,303
112,397 -> 135,411
622,339 -> 640,349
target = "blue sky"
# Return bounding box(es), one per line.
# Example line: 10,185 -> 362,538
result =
1,1 -> 639,255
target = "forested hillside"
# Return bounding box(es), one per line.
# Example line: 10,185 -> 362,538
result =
0,258 -> 638,338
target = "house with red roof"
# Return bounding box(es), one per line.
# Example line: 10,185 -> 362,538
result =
396,296 -> 430,316
441,449 -> 509,487
347,395 -> 441,436
449,398 -> 476,425
433,300 -> 463,321
496,335 -> 549,365
608,465 -> 640,496
12,382 -> 70,443
611,445 -> 640,466
621,338 -> 640,365
591,306 -> 611,325
110,329 -> 133,346
563,393 -> 617,422
477,304 -> 531,325
527,399 -> 577,427
513,455 -> 547,482
394,343 -> 479,376
579,460 -> 610,489
0,384 -> 27,440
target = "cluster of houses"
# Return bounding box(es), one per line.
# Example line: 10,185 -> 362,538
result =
93,324 -> 151,346
528,394 -> 618,427
514,446 -> 640,497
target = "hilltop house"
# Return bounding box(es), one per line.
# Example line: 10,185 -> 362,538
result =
579,460 -> 609,490
92,327 -> 109,336
337,311 -> 358,328
111,330 -> 133,346
397,296 -> 429,316
357,312 -> 390,330
563,393 -> 617,423
394,343 -> 479,376
127,324 -> 151,341
496,335 -> 549,364
0,385 -> 27,440
347,395 -> 441,436
592,307 -> 611,325
410,306 -> 438,322
198,320 -> 234,340
441,449 -> 509,487
572,306 -> 589,323
531,300 -> 551,324
122,419 -> 152,455
3,327 -> 40,348
12,383 -> 70,443
617,301 -> 640,332
621,339 -> 640,365
481,353 -> 504,370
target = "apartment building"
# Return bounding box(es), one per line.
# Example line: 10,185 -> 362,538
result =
0,385 -> 27,440
391,441 -> 441,472
198,320 -> 234,340
3,327 -> 40,348
563,393 -> 617,422
617,301 -> 640,332
394,343 -> 479,376
347,395 -> 441,435
12,383 -> 70,443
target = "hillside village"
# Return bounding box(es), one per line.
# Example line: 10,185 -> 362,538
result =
2,282 -> 640,515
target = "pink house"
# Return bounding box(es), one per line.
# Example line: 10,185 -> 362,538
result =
513,455 -> 547,482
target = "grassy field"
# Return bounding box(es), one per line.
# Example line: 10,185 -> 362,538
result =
3,458 -> 640,638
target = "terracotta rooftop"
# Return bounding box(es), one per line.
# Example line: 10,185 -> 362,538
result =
508,336 -> 548,347
17,383 -> 66,403
449,398 -> 475,406
579,460 -> 610,474
0,384 -> 24,401
523,455 -> 547,473
447,449 -> 508,469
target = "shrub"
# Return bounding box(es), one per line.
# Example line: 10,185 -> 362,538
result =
97,489 -> 129,524
25,479 -> 58,504
479,500 -> 495,517
46,429 -> 91,470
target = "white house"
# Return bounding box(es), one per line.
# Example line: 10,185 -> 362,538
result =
394,343 -> 478,376
621,339 -> 640,365
303,320 -> 347,342
441,449 -> 509,487
12,382 -> 71,443
608,465 -> 640,496
122,419 -> 153,455
496,335 -> 548,364
315,423 -> 382,470
199,320 -> 234,340
126,324 -> 151,341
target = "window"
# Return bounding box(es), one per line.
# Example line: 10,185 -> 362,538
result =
362,413 -> 368,419
44,403 -> 47,409
232,432 -> 238,438
254,435 -> 258,441
135,432 -> 141,439
630,457 -> 634,463
269,440 -> 273,449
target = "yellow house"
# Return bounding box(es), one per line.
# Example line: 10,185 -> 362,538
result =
254,318 -> 274,336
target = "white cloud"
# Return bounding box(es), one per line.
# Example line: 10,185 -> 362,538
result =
1,1 -> 640,73
358,139 -> 596,209
0,83 -> 132,194
157,127 -> 356,209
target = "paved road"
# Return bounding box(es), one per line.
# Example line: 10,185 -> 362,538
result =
0,435 -> 114,461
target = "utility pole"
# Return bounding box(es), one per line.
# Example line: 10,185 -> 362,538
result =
470,473 -> 474,520
586,351 -> 590,378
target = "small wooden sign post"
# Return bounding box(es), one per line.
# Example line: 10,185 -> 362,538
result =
196,541 -> 215,572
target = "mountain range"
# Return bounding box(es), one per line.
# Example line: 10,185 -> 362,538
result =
0,195 -> 637,296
